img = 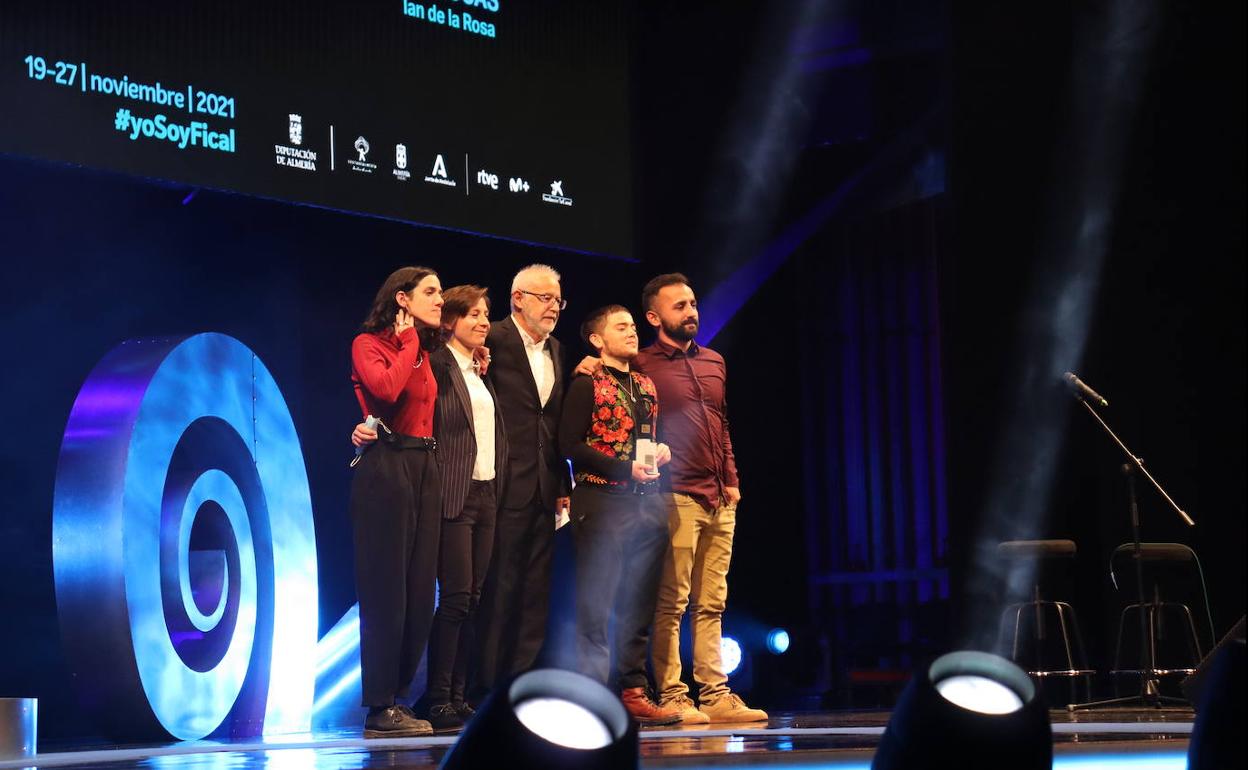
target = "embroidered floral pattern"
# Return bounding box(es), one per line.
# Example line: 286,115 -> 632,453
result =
574,369 -> 658,488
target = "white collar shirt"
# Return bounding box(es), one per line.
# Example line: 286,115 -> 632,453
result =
515,318 -> 555,407
448,344 -> 496,481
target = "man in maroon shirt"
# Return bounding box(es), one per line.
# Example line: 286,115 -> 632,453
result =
635,274 -> 767,724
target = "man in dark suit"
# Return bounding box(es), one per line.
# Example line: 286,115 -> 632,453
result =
472,264 -> 571,700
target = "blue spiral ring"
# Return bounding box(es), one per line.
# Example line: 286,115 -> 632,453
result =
53,333 -> 317,740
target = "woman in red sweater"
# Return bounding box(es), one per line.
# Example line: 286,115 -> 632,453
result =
349,265 -> 444,738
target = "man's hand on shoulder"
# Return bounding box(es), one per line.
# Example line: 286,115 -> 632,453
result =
574,356 -> 602,377
473,344 -> 491,375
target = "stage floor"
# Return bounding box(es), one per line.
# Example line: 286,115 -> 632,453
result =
2,708 -> 1194,769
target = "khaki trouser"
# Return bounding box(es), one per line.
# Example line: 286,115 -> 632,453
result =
651,491 -> 737,704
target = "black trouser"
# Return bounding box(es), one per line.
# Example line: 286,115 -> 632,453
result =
350,435 -> 441,708
472,495 -> 555,700
427,480 -> 497,706
572,484 -> 669,689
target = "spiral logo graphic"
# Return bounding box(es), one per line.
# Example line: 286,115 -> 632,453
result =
53,334 -> 317,740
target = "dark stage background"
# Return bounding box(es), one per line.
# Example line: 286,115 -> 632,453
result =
0,0 -> 1243,741
946,0 -> 1246,696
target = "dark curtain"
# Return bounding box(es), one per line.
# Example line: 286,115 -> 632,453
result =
796,197 -> 950,702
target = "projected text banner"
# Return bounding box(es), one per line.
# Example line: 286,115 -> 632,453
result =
0,0 -> 633,258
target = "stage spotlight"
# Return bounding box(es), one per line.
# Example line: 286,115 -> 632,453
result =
514,698 -> 611,750
871,651 -> 1051,770
720,636 -> 744,676
440,668 -> 637,770
935,673 -> 1022,714
1187,638 -> 1245,770
766,628 -> 790,655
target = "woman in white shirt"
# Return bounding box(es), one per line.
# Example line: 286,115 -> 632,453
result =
424,286 -> 509,731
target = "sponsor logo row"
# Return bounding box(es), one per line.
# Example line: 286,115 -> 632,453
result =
275,113 -> 574,207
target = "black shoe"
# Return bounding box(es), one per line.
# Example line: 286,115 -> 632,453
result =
453,701 -> 476,720
396,704 -> 424,722
364,705 -> 433,738
427,703 -> 465,733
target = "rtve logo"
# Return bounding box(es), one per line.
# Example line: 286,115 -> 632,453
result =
476,169 -> 499,190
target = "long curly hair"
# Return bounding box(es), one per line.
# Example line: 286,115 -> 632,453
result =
361,266 -> 442,349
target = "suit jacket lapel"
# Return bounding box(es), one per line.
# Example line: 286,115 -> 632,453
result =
547,335 -> 562,396
485,376 -> 508,483
444,352 -> 476,435
498,315 -> 542,406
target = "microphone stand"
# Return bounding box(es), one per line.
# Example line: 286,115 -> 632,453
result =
1067,397 -> 1194,711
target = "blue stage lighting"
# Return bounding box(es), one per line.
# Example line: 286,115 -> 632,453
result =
310,603 -> 365,729
766,628 -> 790,655
721,636 -> 744,676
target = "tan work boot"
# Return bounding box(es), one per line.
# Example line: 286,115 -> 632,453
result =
660,694 -> 711,725
700,692 -> 768,723
620,687 -> 683,726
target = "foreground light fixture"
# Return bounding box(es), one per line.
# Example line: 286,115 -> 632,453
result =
1188,638 -> 1245,770
440,669 -> 637,770
871,651 -> 1050,770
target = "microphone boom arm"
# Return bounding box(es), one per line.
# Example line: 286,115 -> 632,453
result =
1077,397 -> 1195,526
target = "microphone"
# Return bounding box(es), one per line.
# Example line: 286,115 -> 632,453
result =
1064,372 -> 1108,407
349,415 -> 380,467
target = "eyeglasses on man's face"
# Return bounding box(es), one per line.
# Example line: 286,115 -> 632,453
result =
518,289 -> 567,310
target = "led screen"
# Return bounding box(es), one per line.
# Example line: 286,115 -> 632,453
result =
0,0 -> 633,257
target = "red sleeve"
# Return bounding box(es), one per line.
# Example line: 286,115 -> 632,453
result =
351,329 -> 422,405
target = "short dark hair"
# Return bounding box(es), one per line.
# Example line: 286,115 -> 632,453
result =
440,285 -> 490,331
641,273 -> 691,313
580,304 -> 631,347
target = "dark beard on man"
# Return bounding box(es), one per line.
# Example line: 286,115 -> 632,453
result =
663,317 -> 698,342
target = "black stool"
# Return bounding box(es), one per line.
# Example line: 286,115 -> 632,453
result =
1109,542 -> 1210,692
997,540 -> 1095,702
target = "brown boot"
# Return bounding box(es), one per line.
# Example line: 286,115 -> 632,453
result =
620,687 -> 683,726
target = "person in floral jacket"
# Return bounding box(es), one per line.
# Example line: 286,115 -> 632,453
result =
557,304 -> 682,726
